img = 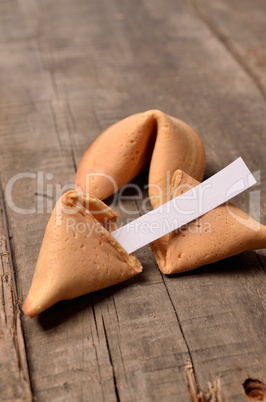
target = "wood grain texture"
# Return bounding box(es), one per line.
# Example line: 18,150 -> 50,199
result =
0,0 -> 265,401
190,0 -> 266,98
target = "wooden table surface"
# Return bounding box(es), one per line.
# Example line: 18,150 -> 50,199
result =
0,0 -> 265,401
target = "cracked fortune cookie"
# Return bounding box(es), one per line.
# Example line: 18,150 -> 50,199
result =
75,110 -> 206,209
23,191 -> 142,318
150,170 -> 266,274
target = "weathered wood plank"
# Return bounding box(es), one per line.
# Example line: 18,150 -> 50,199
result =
0,0 -> 265,401
189,0 -> 266,97
0,183 -> 32,401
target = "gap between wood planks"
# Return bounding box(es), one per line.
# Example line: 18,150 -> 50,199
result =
0,179 -> 32,401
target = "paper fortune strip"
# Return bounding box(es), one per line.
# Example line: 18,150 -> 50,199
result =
111,158 -> 256,254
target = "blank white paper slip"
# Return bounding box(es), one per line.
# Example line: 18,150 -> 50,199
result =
111,158 -> 256,254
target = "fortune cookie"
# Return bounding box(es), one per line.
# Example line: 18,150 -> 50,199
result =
75,110 -> 206,208
151,170 -> 266,274
23,191 -> 142,318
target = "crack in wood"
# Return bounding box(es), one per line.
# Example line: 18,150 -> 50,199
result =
91,295 -> 99,341
50,70 -> 59,100
110,296 -> 130,388
185,363 -> 222,402
86,300 -> 105,402
102,316 -> 121,402
64,84 -> 79,173
112,295 -> 120,325
34,192 -> 54,200
0,270 -> 7,325
49,102 -> 63,151
66,118 -> 78,173
161,271 -> 201,393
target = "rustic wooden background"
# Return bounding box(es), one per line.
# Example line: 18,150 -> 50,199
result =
0,0 -> 265,401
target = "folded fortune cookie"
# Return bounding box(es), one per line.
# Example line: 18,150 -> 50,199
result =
151,170 -> 266,274
23,191 -> 142,318
75,110 -> 206,209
